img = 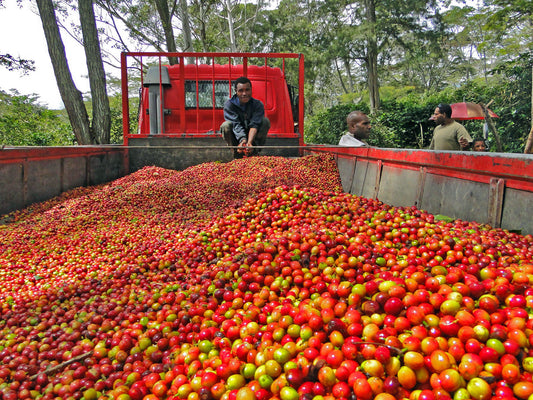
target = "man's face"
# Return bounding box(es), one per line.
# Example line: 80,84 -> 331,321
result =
473,141 -> 487,152
349,115 -> 371,139
432,107 -> 446,125
236,82 -> 252,104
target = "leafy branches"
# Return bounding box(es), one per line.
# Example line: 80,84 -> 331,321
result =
0,54 -> 35,73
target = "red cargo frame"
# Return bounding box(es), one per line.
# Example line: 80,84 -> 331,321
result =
120,52 -> 305,147
308,146 -> 533,192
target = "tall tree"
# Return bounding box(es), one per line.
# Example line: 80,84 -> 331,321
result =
36,0 -> 93,144
352,0 -> 440,112
96,0 -> 195,63
364,0 -> 379,112
96,0 -> 172,52
225,0 -> 237,52
188,0 -> 218,52
178,0 -> 193,52
153,0 -> 178,54
385,9 -> 465,92
189,0 -> 267,52
485,0 -> 533,151
254,0 -> 333,114
263,0 -> 442,113
79,0 -> 111,144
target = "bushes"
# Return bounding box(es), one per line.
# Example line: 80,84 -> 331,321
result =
304,97 -> 434,148
375,99 -> 435,148
0,91 -> 74,146
304,104 -> 357,145
305,63 -> 531,153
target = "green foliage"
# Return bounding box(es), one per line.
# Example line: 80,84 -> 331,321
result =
0,90 -> 74,146
366,119 -> 399,148
108,94 -> 139,144
487,53 -> 532,153
305,99 -> 421,148
105,74 -> 140,144
375,99 -> 434,148
304,51 -> 532,153
305,104 -> 359,144
0,90 -> 134,146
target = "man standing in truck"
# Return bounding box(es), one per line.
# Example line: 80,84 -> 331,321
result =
220,76 -> 271,158
429,103 -> 472,151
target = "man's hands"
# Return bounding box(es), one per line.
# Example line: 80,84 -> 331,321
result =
237,140 -> 250,155
459,137 -> 470,150
237,140 -> 255,156
237,128 -> 258,156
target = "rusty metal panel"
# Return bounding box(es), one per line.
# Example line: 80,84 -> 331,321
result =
128,137 -> 232,172
420,173 -> 489,223
500,188 -> 533,234
311,146 -> 533,192
62,157 -> 88,192
88,152 -> 127,186
336,157 -> 356,194
0,163 -> 24,216
488,178 -> 505,228
0,147 -> 126,216
373,160 -> 383,199
25,159 -> 62,207
415,167 -> 427,209
351,160 -> 379,198
377,165 -> 420,207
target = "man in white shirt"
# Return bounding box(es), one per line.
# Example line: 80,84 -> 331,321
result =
338,111 -> 371,146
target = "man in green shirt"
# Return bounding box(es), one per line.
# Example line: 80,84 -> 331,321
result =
429,103 -> 472,151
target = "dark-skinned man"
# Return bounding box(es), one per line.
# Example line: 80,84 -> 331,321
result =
220,76 -> 270,158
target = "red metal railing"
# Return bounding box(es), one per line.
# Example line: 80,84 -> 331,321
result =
120,52 -> 305,147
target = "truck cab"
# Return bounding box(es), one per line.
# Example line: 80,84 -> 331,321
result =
120,52 -> 305,165
138,63 -> 298,139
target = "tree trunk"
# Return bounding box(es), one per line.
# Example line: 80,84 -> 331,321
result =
364,0 -> 380,113
481,102 -> 502,152
193,0 -> 210,53
525,126 -> 533,154
79,0 -> 111,144
528,64 -> 533,153
225,0 -> 237,52
36,0 -> 92,144
343,58 -> 355,92
179,0 -> 193,53
334,59 -> 349,94
154,0 -> 178,64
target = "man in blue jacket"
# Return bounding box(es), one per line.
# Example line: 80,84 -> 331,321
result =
220,76 -> 270,158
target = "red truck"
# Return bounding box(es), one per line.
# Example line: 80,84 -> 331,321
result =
121,52 -> 304,161
138,63 -> 297,137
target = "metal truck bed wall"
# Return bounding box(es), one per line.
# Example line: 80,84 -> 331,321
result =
127,137 -> 301,172
0,147 -> 126,216
1,145 -> 532,235
307,146 -> 533,235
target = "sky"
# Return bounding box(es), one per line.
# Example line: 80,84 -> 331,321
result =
0,1 -> 90,109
